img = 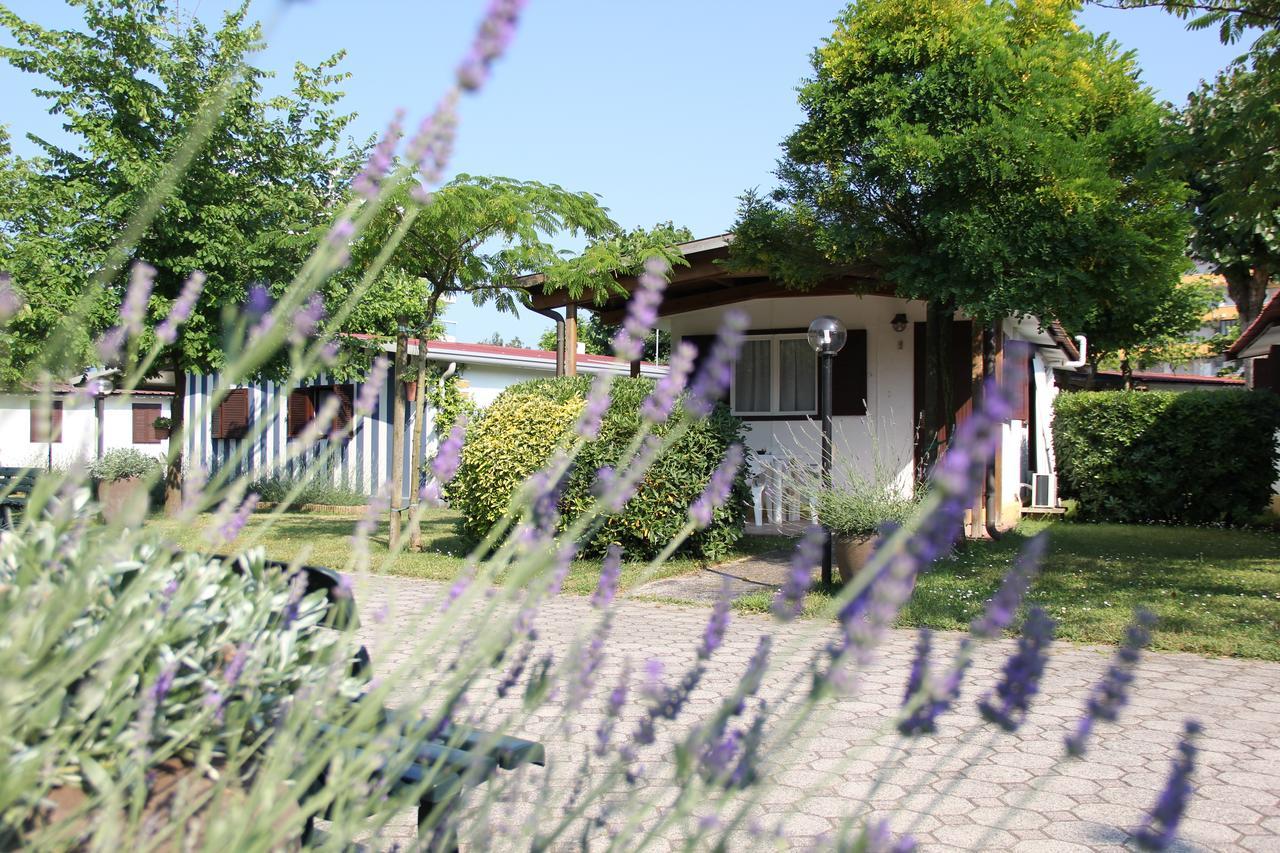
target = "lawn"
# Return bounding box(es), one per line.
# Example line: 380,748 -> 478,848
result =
146,507 -> 792,598
734,520 -> 1280,660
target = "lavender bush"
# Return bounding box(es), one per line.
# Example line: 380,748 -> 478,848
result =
0,2 -> 1200,850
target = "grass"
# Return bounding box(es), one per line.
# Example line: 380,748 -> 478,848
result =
733,520 -> 1280,661
146,508 -> 793,598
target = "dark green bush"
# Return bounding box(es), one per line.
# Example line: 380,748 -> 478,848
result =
1053,390 -> 1280,525
447,376 -> 750,559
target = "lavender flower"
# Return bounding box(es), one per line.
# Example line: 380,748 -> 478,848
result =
246,284 -> 272,319
1065,608 -> 1156,757
356,356 -> 389,417
855,819 -> 917,853
689,444 -> 743,529
773,525 -> 821,620
698,581 -> 732,660
291,293 -> 326,345
122,261 -> 156,337
149,661 -> 178,707
640,341 -> 695,424
497,639 -> 534,698
217,493 -> 259,543
591,544 -> 622,608
456,0 -> 527,91
432,417 -> 467,484
202,688 -> 225,723
441,568 -> 473,612
548,542 -> 577,596
408,91 -> 460,200
156,271 -> 205,345
971,532 -> 1046,639
281,571 -> 308,629
352,110 -> 404,199
327,217 -> 355,248
612,257 -> 668,362
1134,720 -> 1202,851
978,606 -> 1056,732
0,272 -> 22,321
595,658 -> 630,757
224,643 -> 249,686
686,309 -> 749,418
96,326 -> 126,363
592,465 -> 635,513
319,339 -> 340,366
577,376 -> 611,438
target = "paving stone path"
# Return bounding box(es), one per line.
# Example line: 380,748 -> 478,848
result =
350,573 -> 1280,852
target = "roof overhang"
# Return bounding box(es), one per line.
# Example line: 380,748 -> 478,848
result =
525,233 -> 887,323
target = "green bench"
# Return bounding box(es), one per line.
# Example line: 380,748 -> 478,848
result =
221,556 -> 546,849
0,467 -> 40,529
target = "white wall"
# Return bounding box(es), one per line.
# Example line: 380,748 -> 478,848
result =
0,394 -> 171,469
667,293 -> 928,491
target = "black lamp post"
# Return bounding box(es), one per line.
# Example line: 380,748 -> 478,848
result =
807,315 -> 847,586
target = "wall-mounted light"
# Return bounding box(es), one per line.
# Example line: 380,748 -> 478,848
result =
891,313 -> 908,333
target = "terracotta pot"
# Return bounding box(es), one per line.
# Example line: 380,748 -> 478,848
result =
834,533 -> 878,584
98,477 -> 149,526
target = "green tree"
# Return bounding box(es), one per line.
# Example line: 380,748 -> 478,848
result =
730,0 -> 1189,462
0,0 -> 363,508
353,176 -> 686,548
1089,274 -> 1220,383
536,313 -> 670,362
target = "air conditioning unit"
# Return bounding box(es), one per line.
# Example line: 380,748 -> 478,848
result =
1031,473 -> 1057,508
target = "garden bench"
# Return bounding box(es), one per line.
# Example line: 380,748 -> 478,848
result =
0,466 -> 39,529
210,555 -> 546,850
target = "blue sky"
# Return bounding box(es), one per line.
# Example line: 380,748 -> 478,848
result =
1,0 -> 1244,345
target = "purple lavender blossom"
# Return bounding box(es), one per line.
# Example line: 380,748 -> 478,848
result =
352,110 -> 405,199
686,309 -> 749,418
595,658 -> 630,757
408,91 -> 460,200
149,661 -> 178,707
591,544 -> 622,609
327,217 -> 355,248
592,465 -> 635,513
497,639 -> 534,698
970,532 -> 1046,639
281,571 -> 308,629
612,257 -> 668,362
640,341 -> 695,424
319,339 -> 340,366
456,0 -> 527,92
441,568 -> 472,612
773,525 -> 821,620
431,417 -> 467,484
156,271 -> 206,345
548,542 -> 577,596
0,272 -> 22,321
246,284 -> 272,319
291,293 -> 326,345
1065,607 -> 1156,757
859,819 -> 917,853
698,581 -> 732,660
202,688 -> 225,723
224,643 -> 249,686
1134,720 -> 1201,851
96,326 -> 126,363
977,607 -> 1056,732
122,261 -> 156,337
689,444 -> 744,529
218,493 -> 260,543
577,376 -> 611,438
356,356 -> 389,417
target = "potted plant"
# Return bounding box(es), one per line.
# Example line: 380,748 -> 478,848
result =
817,482 -> 920,583
91,448 -> 161,525
152,415 -> 173,438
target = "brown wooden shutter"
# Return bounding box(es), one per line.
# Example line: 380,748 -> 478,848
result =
213,389 -> 250,439
30,400 -> 63,443
682,335 -> 716,378
132,403 -> 162,443
831,329 -> 868,416
287,388 -> 315,438
332,385 -> 354,433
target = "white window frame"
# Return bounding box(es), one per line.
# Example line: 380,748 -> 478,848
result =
730,333 -> 818,417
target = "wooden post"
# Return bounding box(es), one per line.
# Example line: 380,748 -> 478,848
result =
390,327 -> 408,551
989,325 -> 1006,534
565,303 -> 578,376
630,358 -> 641,378
969,320 -> 986,538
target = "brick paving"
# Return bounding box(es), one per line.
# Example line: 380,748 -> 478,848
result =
350,573 -> 1280,852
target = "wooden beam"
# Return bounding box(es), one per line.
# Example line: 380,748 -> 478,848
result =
565,304 -> 578,376
968,321 -> 986,539
597,277 -> 885,324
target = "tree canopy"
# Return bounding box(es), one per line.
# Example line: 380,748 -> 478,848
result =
0,0 -> 364,383
730,0 -> 1190,343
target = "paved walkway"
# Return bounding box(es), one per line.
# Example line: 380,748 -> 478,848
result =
634,549 -> 795,604
350,573 -> 1280,852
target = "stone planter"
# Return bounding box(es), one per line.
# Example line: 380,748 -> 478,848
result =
98,477 -> 149,526
834,533 -> 878,584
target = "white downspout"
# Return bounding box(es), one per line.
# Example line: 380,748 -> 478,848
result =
1061,335 -> 1088,370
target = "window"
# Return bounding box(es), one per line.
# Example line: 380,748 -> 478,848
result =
211,388 -> 250,439
132,403 -> 164,444
731,334 -> 817,416
30,400 -> 63,443
287,384 -> 354,439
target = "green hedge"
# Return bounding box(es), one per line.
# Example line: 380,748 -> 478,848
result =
446,376 -> 749,559
1053,390 -> 1280,525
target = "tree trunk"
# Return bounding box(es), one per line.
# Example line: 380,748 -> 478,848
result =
164,355 -> 186,515
407,333 -> 429,551
389,331 -> 408,551
1224,263 -> 1269,386
1120,355 -> 1133,390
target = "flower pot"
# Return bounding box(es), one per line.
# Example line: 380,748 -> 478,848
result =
834,533 -> 878,584
98,476 -> 149,526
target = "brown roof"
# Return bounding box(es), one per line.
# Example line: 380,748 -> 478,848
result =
1226,291 -> 1280,359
